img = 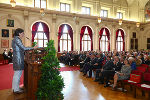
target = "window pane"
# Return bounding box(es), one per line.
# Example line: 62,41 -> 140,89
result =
44,33 -> 47,39
87,8 -> 90,15
68,34 -> 71,39
84,41 -> 87,51
117,13 -> 119,19
60,3 -> 65,11
38,40 -> 43,47
68,40 -> 71,51
82,41 -> 84,51
35,0 -> 40,8
38,33 -> 43,39
88,41 -> 91,51
66,4 -> 70,12
104,11 -> 107,17
60,40 -> 63,52
63,40 -> 67,51
100,10 -> 103,17
35,33 -> 38,39
87,35 -> 91,40
62,34 -> 67,39
44,40 -> 48,47
82,7 -> 86,14
41,0 -> 46,8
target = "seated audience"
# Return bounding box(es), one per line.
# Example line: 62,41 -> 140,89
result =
8,48 -> 13,63
112,59 -> 132,90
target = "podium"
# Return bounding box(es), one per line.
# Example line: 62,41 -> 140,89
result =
24,48 -> 47,100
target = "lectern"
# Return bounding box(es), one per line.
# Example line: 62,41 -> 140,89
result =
24,48 -> 47,100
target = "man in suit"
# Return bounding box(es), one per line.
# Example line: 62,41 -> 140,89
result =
99,56 -> 122,87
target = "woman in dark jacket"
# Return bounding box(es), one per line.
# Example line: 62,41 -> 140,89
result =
112,59 -> 132,90
12,28 -> 33,94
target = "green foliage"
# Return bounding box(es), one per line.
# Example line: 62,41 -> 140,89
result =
36,40 -> 64,100
32,42 -> 37,47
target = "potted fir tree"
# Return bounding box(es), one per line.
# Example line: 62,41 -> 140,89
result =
36,40 -> 64,100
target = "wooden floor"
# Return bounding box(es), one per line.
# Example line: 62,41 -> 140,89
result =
0,63 -> 147,100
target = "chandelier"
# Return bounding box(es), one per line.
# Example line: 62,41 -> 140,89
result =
98,17 -> 101,23
119,19 -> 122,25
10,0 -> 16,7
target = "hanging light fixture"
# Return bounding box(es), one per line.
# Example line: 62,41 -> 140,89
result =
98,17 -> 101,23
98,1 -> 101,24
136,22 -> 140,27
10,0 -> 16,7
119,19 -> 122,25
118,2 -> 122,25
40,8 -> 45,16
136,1 -> 140,27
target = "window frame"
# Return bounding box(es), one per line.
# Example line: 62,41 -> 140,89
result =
100,9 -> 108,17
100,34 -> 109,51
34,0 -> 47,8
116,35 -> 123,51
82,6 -> 91,15
117,12 -> 123,19
34,31 -> 48,47
60,3 -> 71,12
82,33 -> 91,51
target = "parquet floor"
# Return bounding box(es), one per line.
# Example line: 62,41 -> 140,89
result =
0,63 -> 147,100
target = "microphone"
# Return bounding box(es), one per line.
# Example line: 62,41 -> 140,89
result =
26,37 -> 30,40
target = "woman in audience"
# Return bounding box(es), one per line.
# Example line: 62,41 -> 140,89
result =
112,59 -> 132,90
128,57 -> 136,70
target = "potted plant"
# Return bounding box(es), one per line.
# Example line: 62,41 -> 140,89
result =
36,40 -> 64,100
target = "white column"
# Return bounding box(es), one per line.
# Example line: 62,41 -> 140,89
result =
126,26 -> 131,51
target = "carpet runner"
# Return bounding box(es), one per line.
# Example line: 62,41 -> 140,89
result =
0,64 -> 80,90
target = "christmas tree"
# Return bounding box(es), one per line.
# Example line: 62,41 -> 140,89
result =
36,40 -> 64,100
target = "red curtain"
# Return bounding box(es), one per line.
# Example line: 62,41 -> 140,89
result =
87,26 -> 93,50
67,25 -> 73,51
58,24 -> 73,52
41,22 -> 49,41
58,24 -> 64,52
99,28 -> 104,50
105,28 -> 110,51
80,26 -> 86,51
32,22 -> 40,42
116,29 -> 125,51
120,29 -> 125,51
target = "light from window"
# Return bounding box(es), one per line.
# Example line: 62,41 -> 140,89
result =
116,31 -> 123,51
60,25 -> 71,52
34,0 -> 46,8
34,23 -> 48,47
100,10 -> 108,17
82,27 -> 91,51
60,3 -> 70,12
117,12 -> 123,19
100,29 -> 109,51
82,6 -> 90,15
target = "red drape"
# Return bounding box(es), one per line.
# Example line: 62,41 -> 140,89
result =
41,22 -> 49,41
116,29 -> 125,51
80,26 -> 86,51
105,28 -> 110,51
32,22 -> 40,42
87,26 -> 93,50
58,24 -> 73,52
67,25 -> 73,51
58,24 -> 64,52
99,28 -> 104,50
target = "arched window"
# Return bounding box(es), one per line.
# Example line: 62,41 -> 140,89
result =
116,29 -> 125,51
80,26 -> 93,51
99,28 -> 110,51
32,22 -> 49,47
58,24 -> 73,52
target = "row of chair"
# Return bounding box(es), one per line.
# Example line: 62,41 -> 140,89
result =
120,64 -> 150,100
